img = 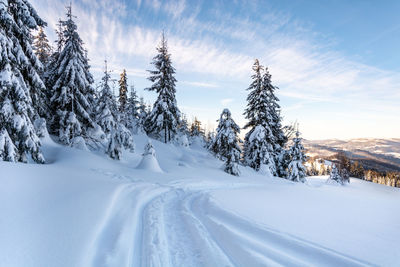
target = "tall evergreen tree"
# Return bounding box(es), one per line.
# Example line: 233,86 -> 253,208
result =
178,114 -> 189,136
243,59 -> 276,174
44,19 -> 64,99
138,96 -> 148,130
0,0 -> 46,163
145,32 -> 180,143
211,109 -> 241,176
125,84 -> 140,132
118,69 -> 128,113
33,26 -> 51,67
95,60 -> 118,135
287,131 -> 307,182
262,67 -> 288,176
95,61 -> 134,159
190,117 -> 205,138
48,5 -> 95,145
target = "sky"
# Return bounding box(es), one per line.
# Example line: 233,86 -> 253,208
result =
31,0 -> 400,140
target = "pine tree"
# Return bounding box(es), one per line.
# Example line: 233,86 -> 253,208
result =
55,18 -> 65,52
44,19 -> 63,101
190,117 -> 205,138
206,131 -> 216,151
118,69 -> 128,114
211,109 -> 241,176
49,5 -> 96,145
145,32 -> 180,143
106,123 -> 134,160
175,113 -> 189,146
287,131 -> 307,182
95,60 -> 118,135
0,0 -> 47,163
95,61 -> 134,158
33,26 -> 51,67
328,164 -> 343,185
277,149 -> 290,178
178,114 -> 189,136
263,68 -> 287,176
243,59 -> 276,174
125,84 -> 140,132
138,96 -> 148,130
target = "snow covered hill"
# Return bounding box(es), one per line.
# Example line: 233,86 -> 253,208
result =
304,138 -> 400,172
1,135 -> 399,267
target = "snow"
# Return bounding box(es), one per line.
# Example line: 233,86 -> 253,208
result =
136,142 -> 163,173
0,134 -> 399,266
211,177 -> 400,266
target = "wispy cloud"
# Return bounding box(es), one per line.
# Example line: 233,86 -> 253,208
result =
181,81 -> 219,88
30,0 -> 400,138
221,98 -> 234,106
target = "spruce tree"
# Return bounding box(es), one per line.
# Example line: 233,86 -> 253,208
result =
49,5 -> 96,146
263,68 -> 287,176
206,131 -> 216,151
106,123 -> 134,160
95,61 -> 134,158
145,32 -> 180,143
287,131 -> 307,182
211,109 -> 241,176
138,96 -> 148,130
175,113 -> 190,146
190,117 -> 205,138
95,60 -> 118,135
178,114 -> 189,136
44,19 -> 64,101
33,26 -> 51,67
118,69 -> 128,113
0,0 -> 46,163
125,84 -> 140,132
328,164 -> 343,185
243,59 -> 276,174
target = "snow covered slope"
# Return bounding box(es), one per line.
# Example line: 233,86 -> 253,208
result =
0,135 -> 399,266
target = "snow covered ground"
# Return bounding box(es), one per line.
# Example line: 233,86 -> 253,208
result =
0,134 -> 399,267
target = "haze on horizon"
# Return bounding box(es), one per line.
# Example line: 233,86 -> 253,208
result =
31,0 -> 400,140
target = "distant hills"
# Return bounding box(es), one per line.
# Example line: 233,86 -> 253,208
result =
303,138 -> 400,173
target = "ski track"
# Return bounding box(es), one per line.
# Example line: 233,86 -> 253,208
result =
85,178 -> 375,267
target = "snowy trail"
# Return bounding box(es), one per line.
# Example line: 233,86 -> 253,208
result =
85,178 -> 373,267
190,194 -> 374,267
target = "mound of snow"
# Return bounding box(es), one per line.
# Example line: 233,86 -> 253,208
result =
71,136 -> 88,151
258,163 -> 273,178
136,141 -> 163,173
179,149 -> 196,164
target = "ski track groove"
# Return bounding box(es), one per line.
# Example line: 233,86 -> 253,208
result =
85,179 -> 375,267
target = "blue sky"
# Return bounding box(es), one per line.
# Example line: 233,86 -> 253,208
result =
31,0 -> 400,140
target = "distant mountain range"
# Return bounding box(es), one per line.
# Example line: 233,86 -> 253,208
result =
303,138 -> 400,173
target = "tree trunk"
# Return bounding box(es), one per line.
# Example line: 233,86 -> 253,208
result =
164,125 -> 167,143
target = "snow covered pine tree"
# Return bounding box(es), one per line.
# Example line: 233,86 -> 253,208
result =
328,164 -> 344,185
137,97 -> 148,132
125,84 -> 140,132
262,67 -> 288,177
211,109 -> 242,176
95,60 -> 118,136
48,5 -> 96,146
243,59 -> 276,175
0,0 -> 47,163
145,32 -> 180,143
33,26 -> 51,68
95,61 -> 134,159
118,69 -> 128,123
287,131 -> 307,182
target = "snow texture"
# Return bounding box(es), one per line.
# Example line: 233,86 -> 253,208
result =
1,134 -> 399,267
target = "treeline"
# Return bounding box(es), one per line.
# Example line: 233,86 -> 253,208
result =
0,1 -> 311,182
307,152 -> 400,188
